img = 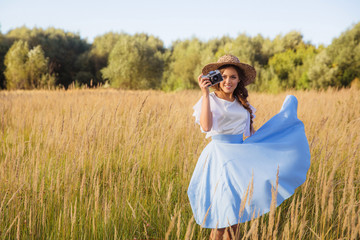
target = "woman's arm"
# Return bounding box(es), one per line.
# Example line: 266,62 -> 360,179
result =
197,74 -> 213,132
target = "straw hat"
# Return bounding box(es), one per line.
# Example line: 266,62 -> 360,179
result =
202,54 -> 256,86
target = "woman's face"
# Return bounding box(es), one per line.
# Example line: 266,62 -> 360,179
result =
219,67 -> 240,94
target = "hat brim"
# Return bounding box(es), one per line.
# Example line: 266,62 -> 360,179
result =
202,62 -> 256,86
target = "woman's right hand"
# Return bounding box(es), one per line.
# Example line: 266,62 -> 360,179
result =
198,74 -> 211,95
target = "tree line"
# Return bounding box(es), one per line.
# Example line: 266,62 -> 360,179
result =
0,22 -> 359,92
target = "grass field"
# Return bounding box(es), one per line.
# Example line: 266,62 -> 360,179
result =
0,88 -> 359,239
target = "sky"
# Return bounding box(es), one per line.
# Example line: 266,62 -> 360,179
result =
1,0 -> 359,47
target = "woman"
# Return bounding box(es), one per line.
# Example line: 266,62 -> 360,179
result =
187,55 -> 310,239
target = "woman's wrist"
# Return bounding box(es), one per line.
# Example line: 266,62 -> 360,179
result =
201,89 -> 210,96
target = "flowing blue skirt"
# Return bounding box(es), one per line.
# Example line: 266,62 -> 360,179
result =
187,95 -> 311,229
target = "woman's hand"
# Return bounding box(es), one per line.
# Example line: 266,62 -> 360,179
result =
198,74 -> 211,95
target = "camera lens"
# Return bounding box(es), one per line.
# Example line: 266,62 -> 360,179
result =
213,76 -> 218,81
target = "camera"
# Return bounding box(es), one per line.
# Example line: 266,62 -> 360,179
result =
203,70 -> 223,86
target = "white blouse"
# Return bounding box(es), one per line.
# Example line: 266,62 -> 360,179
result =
193,92 -> 256,138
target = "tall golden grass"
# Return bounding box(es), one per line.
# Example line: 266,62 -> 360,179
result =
0,88 -> 359,239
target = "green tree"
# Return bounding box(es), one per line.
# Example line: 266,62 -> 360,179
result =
217,34 -> 254,65
4,40 -> 29,89
268,44 -> 317,90
73,51 -> 95,87
102,34 -> 165,89
307,49 -> 338,89
27,45 -> 54,88
280,31 -> 304,50
326,22 -> 360,87
4,40 -> 54,89
6,26 -> 90,88
307,22 -> 360,89
162,38 -> 202,91
252,31 -> 306,92
0,31 -> 12,89
86,32 -> 128,85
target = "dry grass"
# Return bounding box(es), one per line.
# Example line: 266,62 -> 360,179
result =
0,88 -> 359,239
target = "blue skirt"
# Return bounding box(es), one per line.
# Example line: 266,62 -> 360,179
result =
187,95 -> 310,229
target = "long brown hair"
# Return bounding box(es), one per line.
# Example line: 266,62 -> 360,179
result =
212,65 -> 255,135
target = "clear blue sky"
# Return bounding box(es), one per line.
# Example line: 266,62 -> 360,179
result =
1,0 -> 359,47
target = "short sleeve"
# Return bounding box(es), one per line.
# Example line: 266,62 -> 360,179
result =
244,104 -> 256,137
192,97 -> 202,126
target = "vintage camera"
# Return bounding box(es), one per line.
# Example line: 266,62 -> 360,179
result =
203,70 -> 223,86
